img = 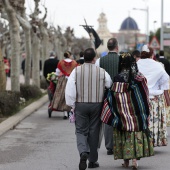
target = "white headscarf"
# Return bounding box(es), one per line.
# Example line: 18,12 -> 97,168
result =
142,44 -> 150,52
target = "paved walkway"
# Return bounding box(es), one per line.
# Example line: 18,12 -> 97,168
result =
2,75 -> 170,169
0,102 -> 170,169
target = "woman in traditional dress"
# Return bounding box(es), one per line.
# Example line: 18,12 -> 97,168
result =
111,53 -> 154,169
49,51 -> 77,119
155,54 -> 170,127
137,45 -> 169,146
56,51 -> 77,77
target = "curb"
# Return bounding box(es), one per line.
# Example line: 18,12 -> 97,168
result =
0,94 -> 48,137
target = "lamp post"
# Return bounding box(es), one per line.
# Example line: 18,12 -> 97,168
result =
160,0 -> 164,50
133,6 -> 149,44
153,21 -> 157,35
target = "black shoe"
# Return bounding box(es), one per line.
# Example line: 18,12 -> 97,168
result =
88,162 -> 99,168
79,152 -> 88,170
107,149 -> 113,155
63,116 -> 68,119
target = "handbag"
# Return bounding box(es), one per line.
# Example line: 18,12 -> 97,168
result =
69,109 -> 75,123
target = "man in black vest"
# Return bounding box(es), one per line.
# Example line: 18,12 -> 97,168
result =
43,51 -> 59,81
96,38 -> 119,155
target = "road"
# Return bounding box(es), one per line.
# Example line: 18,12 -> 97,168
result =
0,102 -> 170,170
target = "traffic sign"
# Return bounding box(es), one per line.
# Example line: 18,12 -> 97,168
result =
149,36 -> 160,49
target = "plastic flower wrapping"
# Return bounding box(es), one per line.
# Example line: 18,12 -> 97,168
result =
46,72 -> 58,84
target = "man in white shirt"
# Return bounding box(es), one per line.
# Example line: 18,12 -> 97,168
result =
65,48 -> 112,170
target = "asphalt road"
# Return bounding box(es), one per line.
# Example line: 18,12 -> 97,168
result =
0,102 -> 170,170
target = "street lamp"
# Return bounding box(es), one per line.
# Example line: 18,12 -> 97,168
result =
153,21 -> 157,35
133,7 -> 149,44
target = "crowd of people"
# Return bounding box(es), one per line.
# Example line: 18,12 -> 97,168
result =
43,38 -> 170,170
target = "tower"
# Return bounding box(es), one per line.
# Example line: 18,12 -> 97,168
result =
97,12 -> 112,55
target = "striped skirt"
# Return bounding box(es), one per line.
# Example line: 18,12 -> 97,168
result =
149,94 -> 168,147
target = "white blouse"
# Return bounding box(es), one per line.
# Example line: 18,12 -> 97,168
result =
137,59 -> 169,98
149,72 -> 169,98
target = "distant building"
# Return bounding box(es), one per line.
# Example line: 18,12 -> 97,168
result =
97,13 -> 146,55
96,12 -> 112,55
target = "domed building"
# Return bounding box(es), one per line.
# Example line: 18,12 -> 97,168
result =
97,13 -> 146,54
120,17 -> 139,31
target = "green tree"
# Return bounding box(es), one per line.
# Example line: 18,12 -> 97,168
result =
149,28 -> 160,42
155,28 -> 161,42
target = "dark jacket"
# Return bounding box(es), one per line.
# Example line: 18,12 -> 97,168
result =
43,57 -> 59,79
76,58 -> 84,65
159,57 -> 170,76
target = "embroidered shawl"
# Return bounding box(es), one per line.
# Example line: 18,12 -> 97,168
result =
57,60 -> 77,76
111,72 -> 150,132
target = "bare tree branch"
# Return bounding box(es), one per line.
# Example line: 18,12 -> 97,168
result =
41,4 -> 47,21
16,14 -> 31,29
29,0 -> 41,19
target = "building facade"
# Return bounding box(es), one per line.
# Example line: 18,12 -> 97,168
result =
97,13 -> 146,55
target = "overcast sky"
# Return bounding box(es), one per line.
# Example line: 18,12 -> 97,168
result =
26,0 -> 170,38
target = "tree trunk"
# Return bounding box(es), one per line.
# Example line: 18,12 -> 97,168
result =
32,34 -> 40,88
17,14 -> 32,85
3,0 -> 21,92
0,48 -> 6,91
42,35 -> 48,70
24,29 -> 32,85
